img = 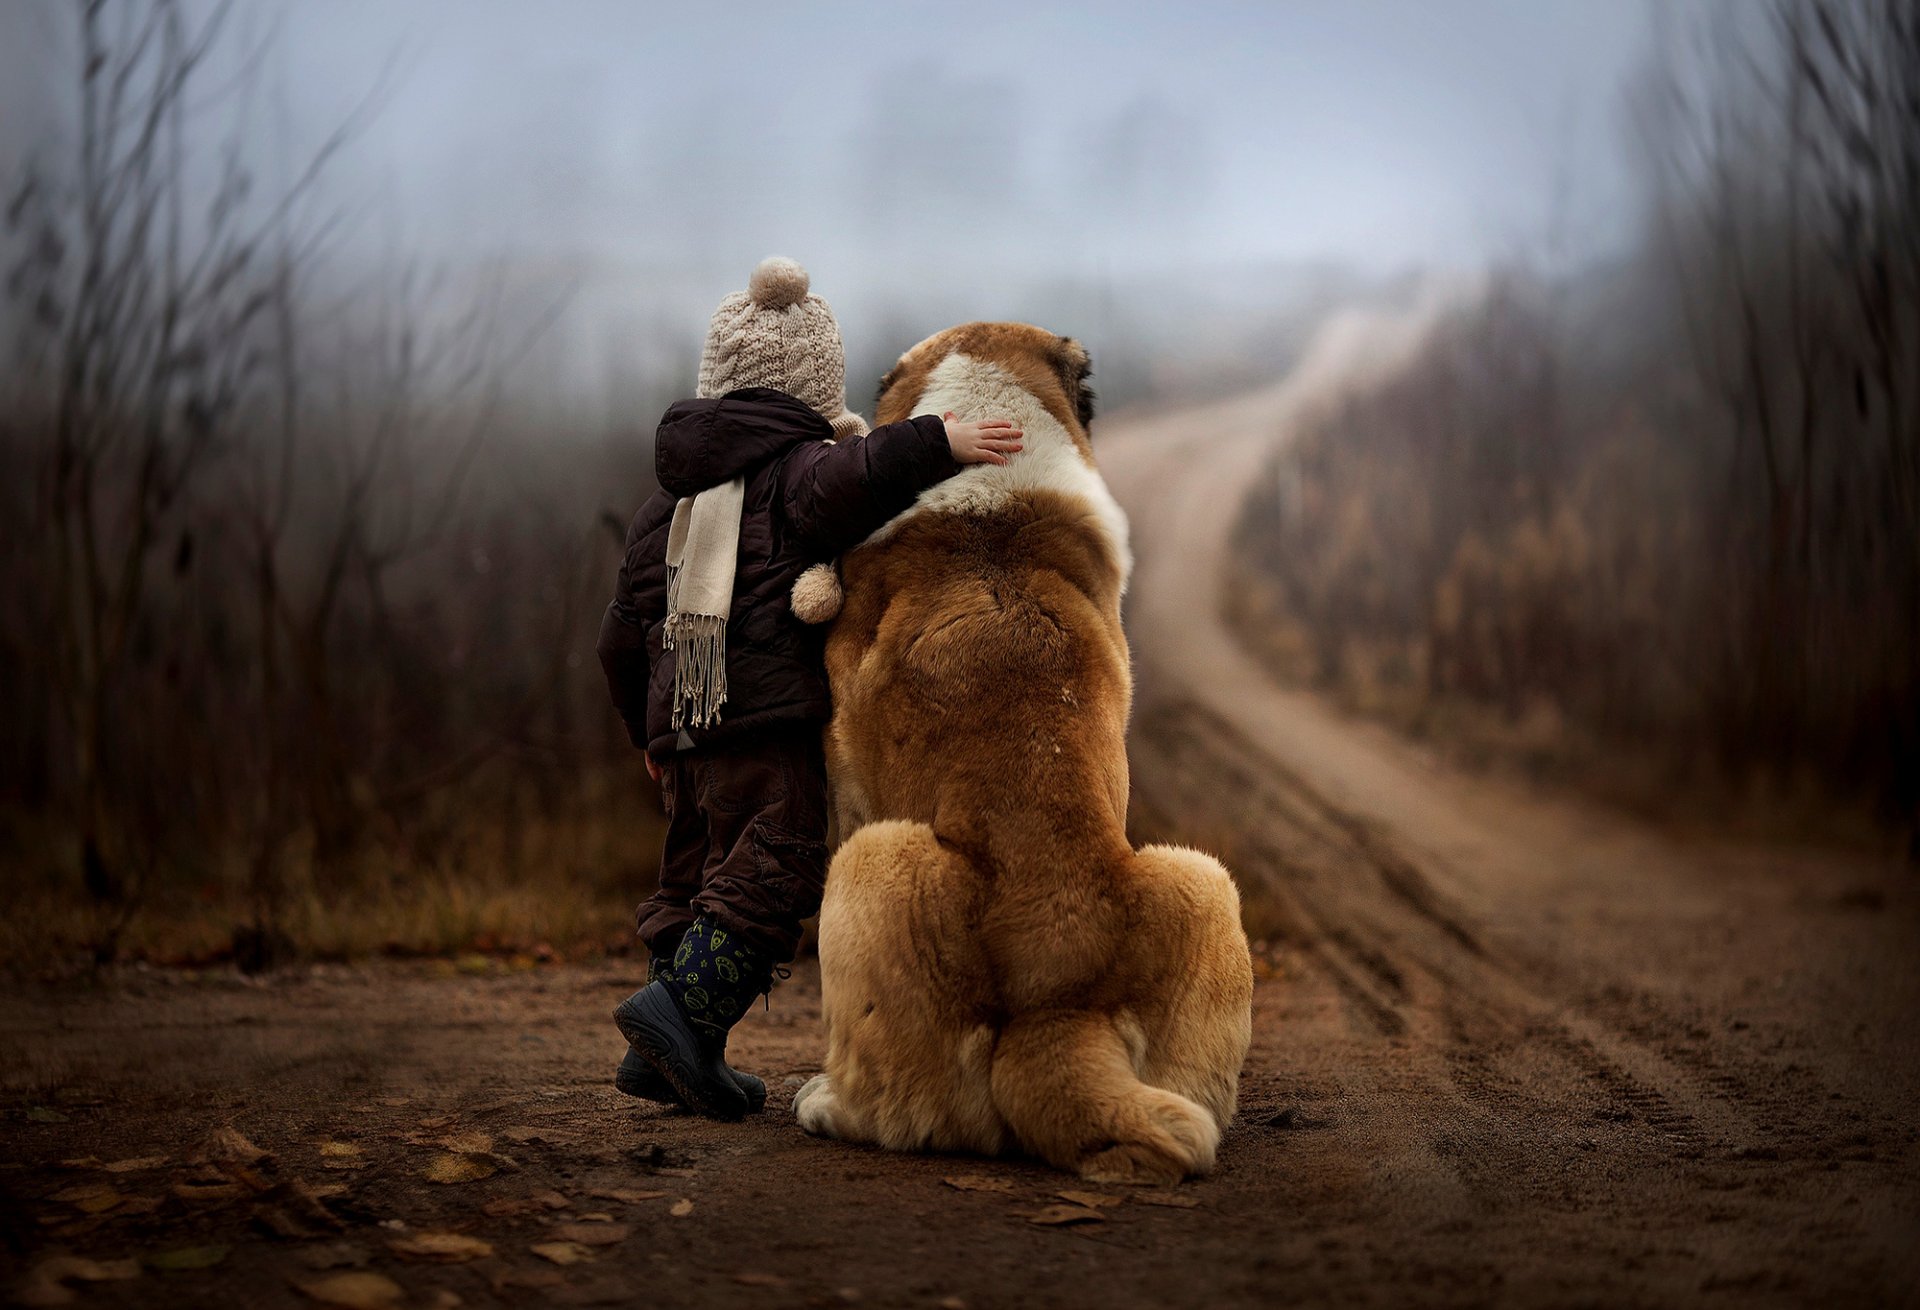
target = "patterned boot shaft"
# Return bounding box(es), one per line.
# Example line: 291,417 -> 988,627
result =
663,917 -> 772,1037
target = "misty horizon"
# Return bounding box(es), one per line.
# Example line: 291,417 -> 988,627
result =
2,0 -> 1666,414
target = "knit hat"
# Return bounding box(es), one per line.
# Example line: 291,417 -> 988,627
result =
696,257 -> 871,440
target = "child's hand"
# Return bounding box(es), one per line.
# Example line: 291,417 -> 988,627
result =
943,412 -> 1025,466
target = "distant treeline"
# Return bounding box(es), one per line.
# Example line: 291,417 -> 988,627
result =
0,0 -> 1346,969
0,0 -> 669,967
1236,0 -> 1919,846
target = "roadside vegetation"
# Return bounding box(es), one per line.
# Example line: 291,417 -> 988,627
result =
1232,0 -> 1919,850
0,1 -> 667,972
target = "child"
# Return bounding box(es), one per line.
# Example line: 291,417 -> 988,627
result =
598,257 -> 1023,1118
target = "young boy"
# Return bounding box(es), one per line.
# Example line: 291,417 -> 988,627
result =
598,257 -> 1022,1119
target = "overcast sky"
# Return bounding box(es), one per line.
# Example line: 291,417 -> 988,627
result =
2,1 -> 1660,405
243,0 -> 1653,285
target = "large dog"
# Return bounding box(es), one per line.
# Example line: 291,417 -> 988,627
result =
793,323 -> 1253,1184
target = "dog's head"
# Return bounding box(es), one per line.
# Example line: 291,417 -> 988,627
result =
874,323 -> 1096,456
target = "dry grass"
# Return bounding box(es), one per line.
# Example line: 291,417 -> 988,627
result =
0,773 -> 667,976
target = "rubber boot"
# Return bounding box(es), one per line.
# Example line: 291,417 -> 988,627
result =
615,951 -> 766,1111
612,918 -> 773,1121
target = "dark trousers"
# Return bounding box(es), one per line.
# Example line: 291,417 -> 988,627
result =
635,727 -> 830,965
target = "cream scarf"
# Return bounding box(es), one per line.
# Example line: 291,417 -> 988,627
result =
662,477 -> 744,729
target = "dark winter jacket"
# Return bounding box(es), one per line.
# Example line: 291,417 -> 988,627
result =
597,387 -> 956,757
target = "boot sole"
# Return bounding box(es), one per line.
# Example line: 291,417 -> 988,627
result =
613,1055 -> 679,1104
615,1048 -> 769,1112
613,986 -> 747,1121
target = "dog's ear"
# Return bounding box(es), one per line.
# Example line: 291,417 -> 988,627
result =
874,361 -> 904,411
1055,336 -> 1096,432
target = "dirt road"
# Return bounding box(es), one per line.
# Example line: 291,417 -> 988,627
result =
6,303 -> 1918,1308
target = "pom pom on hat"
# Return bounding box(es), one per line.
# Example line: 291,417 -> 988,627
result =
749,256 -> 811,310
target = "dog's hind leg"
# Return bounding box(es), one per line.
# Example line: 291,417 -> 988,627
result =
801,821 -> 1008,1156
989,1008 -> 1223,1184
1127,844 -> 1254,1132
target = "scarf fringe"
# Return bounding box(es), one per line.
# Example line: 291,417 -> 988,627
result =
663,609 -> 728,730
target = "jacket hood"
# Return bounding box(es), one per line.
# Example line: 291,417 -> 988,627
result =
655,387 -> 833,497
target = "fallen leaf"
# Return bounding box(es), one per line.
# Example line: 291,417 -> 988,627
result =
942,1174 -> 1014,1195
1024,1205 -> 1105,1226
588,1187 -> 665,1204
436,1131 -> 494,1155
298,1244 -> 371,1271
653,1166 -> 698,1178
295,1271 -> 405,1309
102,1155 -> 169,1174
482,1198 -> 533,1219
429,1292 -> 463,1309
13,1256 -> 139,1308
466,1096 -> 524,1116
55,1157 -> 103,1170
549,1222 -> 631,1247
733,1272 -> 790,1288
283,1178 -> 347,1228
304,1183 -> 348,1201
376,1097 -> 412,1108
221,1162 -> 277,1193
1056,1190 -> 1125,1208
668,1199 -> 694,1218
171,1181 -> 245,1203
417,1115 -> 456,1131
79,1259 -> 140,1281
256,1205 -> 322,1241
12,1277 -> 73,1306
48,1183 -> 126,1213
578,1212 -> 614,1223
318,1142 -> 367,1170
529,1241 -> 592,1266
1134,1191 -> 1200,1209
26,1107 -> 69,1123
499,1126 -> 541,1143
148,1244 -> 231,1271
421,1152 -> 496,1185
532,1189 -> 571,1210
494,1268 -> 567,1292
192,1125 -> 268,1166
388,1231 -> 494,1263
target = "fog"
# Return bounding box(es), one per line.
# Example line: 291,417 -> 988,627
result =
1,0 -> 1655,412
4,0 -> 1914,983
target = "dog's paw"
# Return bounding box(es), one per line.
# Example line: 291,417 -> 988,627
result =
1076,1092 -> 1219,1184
793,1073 -> 839,1136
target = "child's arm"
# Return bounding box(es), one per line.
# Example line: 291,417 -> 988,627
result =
778,413 -> 1023,558
596,514 -> 655,764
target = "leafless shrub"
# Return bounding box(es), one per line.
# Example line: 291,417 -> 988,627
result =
1239,0 -> 1918,846
1,1 -> 654,966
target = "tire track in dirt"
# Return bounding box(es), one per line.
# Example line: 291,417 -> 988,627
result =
1102,293 -> 1920,1294
1132,694 -> 1747,1169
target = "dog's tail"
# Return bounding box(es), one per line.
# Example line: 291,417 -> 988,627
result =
988,1004 -> 1222,1184
986,843 -> 1248,1185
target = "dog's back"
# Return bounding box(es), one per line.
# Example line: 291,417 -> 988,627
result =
799,324 -> 1253,1183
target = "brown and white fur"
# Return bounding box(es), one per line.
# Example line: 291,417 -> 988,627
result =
793,323 -> 1253,1184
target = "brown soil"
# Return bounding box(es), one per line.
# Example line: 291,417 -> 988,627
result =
5,300 -> 1917,1307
